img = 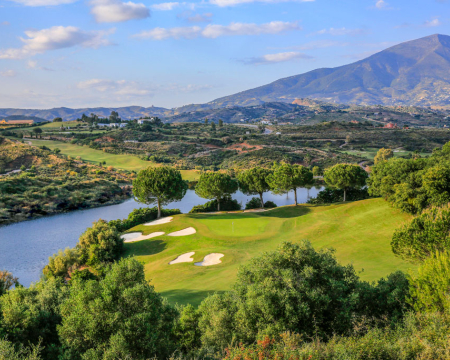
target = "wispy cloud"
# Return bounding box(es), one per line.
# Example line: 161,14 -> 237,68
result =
210,0 -> 313,6
0,70 -> 16,77
424,18 -> 441,27
313,27 -> 367,36
1,21 -> 10,26
375,0 -> 387,8
151,2 -> 179,10
0,26 -> 114,59
182,12 -> 213,23
90,0 -> 150,23
6,0 -> 76,6
242,51 -> 313,65
134,21 -> 301,40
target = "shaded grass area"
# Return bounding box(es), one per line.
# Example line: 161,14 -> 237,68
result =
27,139 -> 199,180
123,198 -> 413,306
342,147 -> 431,160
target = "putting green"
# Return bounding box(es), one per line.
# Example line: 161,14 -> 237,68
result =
123,198 -> 414,306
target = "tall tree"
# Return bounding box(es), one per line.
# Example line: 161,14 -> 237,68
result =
195,172 -> 238,211
237,167 -> 272,209
374,148 -> 394,165
324,164 -> 367,202
268,163 -> 314,206
133,166 -> 187,218
218,119 -> 223,128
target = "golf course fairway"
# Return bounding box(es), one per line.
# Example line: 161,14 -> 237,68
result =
123,198 -> 413,306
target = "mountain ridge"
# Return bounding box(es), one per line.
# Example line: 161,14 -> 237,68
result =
207,34 -> 450,107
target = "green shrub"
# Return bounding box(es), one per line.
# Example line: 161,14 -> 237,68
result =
109,207 -> 181,232
245,197 -> 277,209
408,251 -> 450,313
190,195 -> 241,213
308,188 -> 370,204
391,204 -> 450,262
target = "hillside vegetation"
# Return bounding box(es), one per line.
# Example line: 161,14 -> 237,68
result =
0,137 -> 133,225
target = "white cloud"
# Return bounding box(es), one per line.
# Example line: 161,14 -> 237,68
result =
243,51 -> 313,65
0,70 -> 16,77
315,27 -> 366,36
77,78 -> 212,97
90,0 -> 150,23
186,13 -> 213,23
151,2 -> 179,10
27,60 -> 38,68
210,0 -> 313,7
1,21 -> 10,26
134,21 -> 300,40
424,18 -> 441,27
0,26 -> 114,59
6,0 -> 76,6
375,0 -> 387,8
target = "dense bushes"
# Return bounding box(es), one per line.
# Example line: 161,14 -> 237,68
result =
109,207 -> 181,232
391,204 -> 450,262
308,188 -> 370,204
368,142 -> 450,214
196,242 -> 409,350
245,197 -> 277,209
58,258 -> 177,359
190,195 -> 241,213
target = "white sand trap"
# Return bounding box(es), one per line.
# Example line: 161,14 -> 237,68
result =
120,232 -> 165,243
144,216 -> 173,226
169,252 -> 195,265
168,227 -> 197,237
195,253 -> 224,266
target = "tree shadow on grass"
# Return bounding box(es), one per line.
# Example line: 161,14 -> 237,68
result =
161,289 -> 227,307
189,206 -> 312,220
123,239 -> 166,257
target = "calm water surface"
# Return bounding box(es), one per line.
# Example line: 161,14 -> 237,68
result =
0,188 -> 322,286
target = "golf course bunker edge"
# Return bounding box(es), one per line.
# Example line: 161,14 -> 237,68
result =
195,253 -> 224,266
144,217 -> 173,226
169,252 -> 195,265
120,232 -> 165,243
168,227 -> 196,236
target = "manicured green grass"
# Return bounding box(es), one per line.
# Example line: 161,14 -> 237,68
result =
39,121 -> 84,128
123,198 -> 413,306
27,139 -> 199,180
342,147 -> 431,160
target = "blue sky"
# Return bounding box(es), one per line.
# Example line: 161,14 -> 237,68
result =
0,0 -> 449,109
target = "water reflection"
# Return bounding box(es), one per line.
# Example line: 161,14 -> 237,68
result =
0,187 -> 323,286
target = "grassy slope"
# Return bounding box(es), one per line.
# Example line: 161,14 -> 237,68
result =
124,198 -> 413,306
27,139 -> 199,180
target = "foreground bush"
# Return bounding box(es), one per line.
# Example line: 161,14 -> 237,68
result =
391,204 -> 450,262
409,251 -> 450,313
222,310 -> 450,360
58,258 -> 177,359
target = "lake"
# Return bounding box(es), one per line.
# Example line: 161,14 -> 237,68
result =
0,187 -> 323,286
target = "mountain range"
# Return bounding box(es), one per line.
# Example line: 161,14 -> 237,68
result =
2,34 -> 450,121
209,34 -> 450,108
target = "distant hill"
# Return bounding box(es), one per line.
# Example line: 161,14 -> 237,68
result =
208,34 -> 450,107
0,106 -> 169,122
1,115 -> 48,123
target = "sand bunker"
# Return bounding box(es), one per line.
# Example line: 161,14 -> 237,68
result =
120,232 -> 165,243
168,227 -> 197,236
195,253 -> 224,266
144,216 -> 173,226
169,252 -> 195,265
